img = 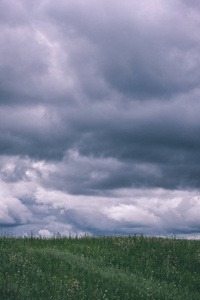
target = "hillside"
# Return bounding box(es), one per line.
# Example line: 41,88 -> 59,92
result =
0,235 -> 200,299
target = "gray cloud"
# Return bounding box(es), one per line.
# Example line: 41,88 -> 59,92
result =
45,0 -> 200,99
0,0 -> 200,237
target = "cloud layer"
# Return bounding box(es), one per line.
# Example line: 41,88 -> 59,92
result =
0,0 -> 200,237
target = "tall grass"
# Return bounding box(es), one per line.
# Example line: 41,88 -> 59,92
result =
0,234 -> 200,299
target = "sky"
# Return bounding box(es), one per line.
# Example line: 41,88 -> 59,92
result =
1,0 -> 200,238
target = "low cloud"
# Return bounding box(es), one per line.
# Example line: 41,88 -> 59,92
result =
0,179 -> 33,226
0,156 -> 199,237
38,229 -> 52,238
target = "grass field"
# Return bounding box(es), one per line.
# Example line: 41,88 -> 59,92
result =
0,234 -> 200,299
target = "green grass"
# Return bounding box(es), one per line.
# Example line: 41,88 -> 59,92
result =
0,234 -> 200,299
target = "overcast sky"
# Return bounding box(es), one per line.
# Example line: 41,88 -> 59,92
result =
1,0 -> 200,238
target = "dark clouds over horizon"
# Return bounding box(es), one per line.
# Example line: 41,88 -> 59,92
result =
1,0 -> 200,238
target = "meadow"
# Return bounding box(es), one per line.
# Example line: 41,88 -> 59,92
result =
0,234 -> 199,299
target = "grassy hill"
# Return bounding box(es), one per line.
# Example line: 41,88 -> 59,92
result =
0,234 -> 200,299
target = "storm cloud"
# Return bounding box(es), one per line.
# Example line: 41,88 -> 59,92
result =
1,0 -> 200,238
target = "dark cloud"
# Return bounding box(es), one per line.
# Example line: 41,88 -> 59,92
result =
0,0 -> 200,237
44,0 -> 200,99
